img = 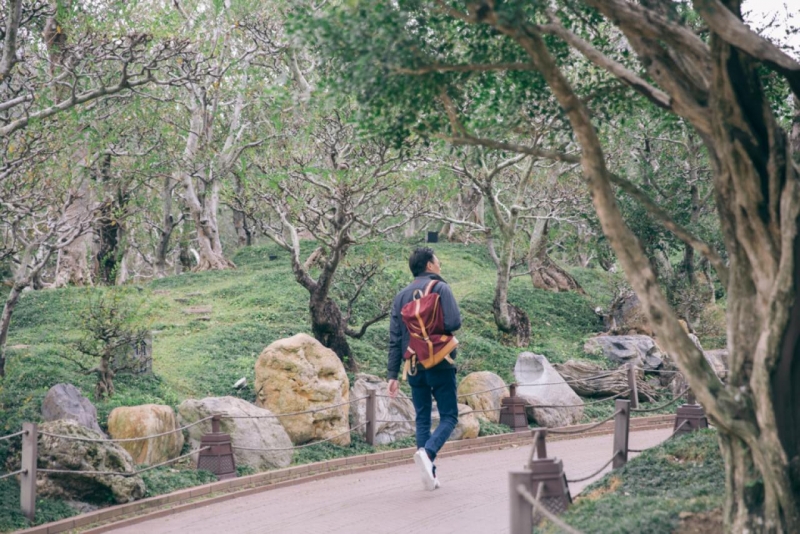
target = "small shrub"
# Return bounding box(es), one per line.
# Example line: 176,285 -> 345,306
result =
0,478 -> 77,532
140,467 -> 217,498
479,419 -> 512,437
65,289 -> 151,399
695,301 -> 727,349
291,433 -> 374,465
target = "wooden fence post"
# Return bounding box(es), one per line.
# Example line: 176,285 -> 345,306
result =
509,471 -> 533,534
365,391 -> 377,446
627,363 -> 639,409
612,399 -> 630,469
20,422 -> 37,522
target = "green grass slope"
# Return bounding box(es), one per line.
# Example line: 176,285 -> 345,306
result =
550,429 -> 724,534
2,242 -> 618,435
0,241 -> 621,531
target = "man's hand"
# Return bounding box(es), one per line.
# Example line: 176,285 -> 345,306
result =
388,379 -> 399,399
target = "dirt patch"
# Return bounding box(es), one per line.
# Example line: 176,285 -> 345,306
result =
675,508 -> 723,533
578,476 -> 622,502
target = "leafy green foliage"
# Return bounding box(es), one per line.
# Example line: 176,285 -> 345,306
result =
140,467 -> 217,498
68,289 -> 152,399
291,433 -> 374,465
550,430 -> 724,534
0,479 -> 78,532
478,419 -> 512,436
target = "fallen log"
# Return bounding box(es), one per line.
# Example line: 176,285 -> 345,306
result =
554,359 -> 659,402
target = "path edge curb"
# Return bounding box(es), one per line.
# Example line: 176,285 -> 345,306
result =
17,414 -> 675,534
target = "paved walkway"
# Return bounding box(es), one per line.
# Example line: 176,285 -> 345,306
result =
111,428 -> 671,534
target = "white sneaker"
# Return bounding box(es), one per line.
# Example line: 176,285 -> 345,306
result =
413,448 -> 436,491
433,476 -> 441,489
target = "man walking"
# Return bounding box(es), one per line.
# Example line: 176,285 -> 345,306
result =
388,247 -> 462,491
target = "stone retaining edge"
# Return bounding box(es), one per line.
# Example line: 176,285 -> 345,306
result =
17,414 -> 676,534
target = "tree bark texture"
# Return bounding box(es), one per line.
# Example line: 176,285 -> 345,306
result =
0,284 -> 22,377
95,154 -> 130,285
54,179 -> 95,288
176,107 -> 234,271
309,291 -> 358,372
154,175 -> 178,278
475,0 -> 800,529
490,238 -> 531,347
528,219 -> 584,293
291,242 -> 359,372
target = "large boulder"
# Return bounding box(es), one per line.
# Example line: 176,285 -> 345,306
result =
254,334 -> 350,446
177,396 -> 293,471
41,383 -> 104,435
605,291 -> 651,335
10,420 -> 144,504
584,335 -> 664,371
107,405 -> 184,466
514,352 -> 584,427
349,374 -> 415,445
457,372 -> 509,423
431,403 -> 480,440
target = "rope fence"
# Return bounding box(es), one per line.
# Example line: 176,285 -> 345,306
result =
525,389 -> 631,409
516,484 -> 584,534
630,388 -> 689,413
39,416 -> 216,444
0,430 -> 27,442
233,423 -> 369,452
565,452 -> 620,484
222,397 -> 369,420
377,369 -> 627,403
628,420 -> 690,453
548,410 -> 621,435
0,469 -> 25,481
34,395 -> 371,446
6,363 -> 704,528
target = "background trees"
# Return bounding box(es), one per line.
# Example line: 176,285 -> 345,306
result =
236,110 -> 423,370
6,0 -> 797,528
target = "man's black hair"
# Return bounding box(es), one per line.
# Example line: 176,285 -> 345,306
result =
409,247 -> 435,277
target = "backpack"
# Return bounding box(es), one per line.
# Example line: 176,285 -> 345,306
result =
400,280 -> 459,380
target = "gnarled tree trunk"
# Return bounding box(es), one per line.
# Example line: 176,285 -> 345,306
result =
54,178 -> 95,287
154,175 -> 178,278
490,237 -> 531,347
176,107 -> 234,272
232,173 -> 252,247
309,291 -> 357,372
528,219 -> 583,293
488,2 -> 800,529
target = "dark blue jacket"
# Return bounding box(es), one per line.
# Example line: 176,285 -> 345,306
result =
387,272 -> 462,380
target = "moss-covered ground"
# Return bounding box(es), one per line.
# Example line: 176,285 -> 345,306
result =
0,241 -> 703,531
544,429 -> 724,534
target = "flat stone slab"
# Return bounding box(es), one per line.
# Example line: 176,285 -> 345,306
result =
182,306 -> 212,315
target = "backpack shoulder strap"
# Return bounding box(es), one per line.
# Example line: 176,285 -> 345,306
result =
423,280 -> 438,296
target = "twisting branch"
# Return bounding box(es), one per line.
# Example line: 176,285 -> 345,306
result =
607,172 -> 729,287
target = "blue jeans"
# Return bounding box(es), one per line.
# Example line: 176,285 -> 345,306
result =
408,366 -> 459,461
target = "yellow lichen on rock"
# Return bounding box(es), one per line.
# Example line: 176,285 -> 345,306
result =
255,333 -> 350,445
107,404 -> 184,466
